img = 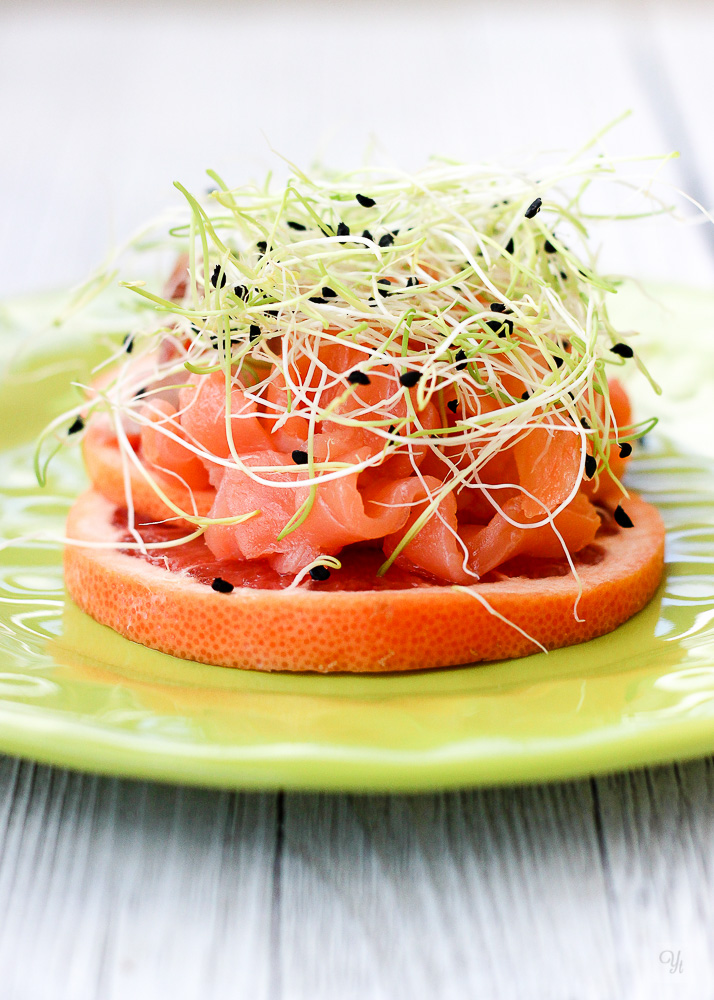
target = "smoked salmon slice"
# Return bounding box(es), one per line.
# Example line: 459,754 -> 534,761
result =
462,492 -> 601,579
140,399 -> 211,490
179,371 -> 272,469
83,347 -> 634,584
205,447 -> 410,576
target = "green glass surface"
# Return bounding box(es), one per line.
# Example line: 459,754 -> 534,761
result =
0,283 -> 713,792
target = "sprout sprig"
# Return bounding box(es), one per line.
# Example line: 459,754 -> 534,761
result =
39,146 -> 674,578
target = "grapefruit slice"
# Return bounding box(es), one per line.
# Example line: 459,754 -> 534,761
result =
82,424 -> 214,524
64,488 -> 665,673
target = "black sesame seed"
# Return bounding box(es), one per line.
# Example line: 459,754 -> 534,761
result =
265,309 -> 279,317
399,371 -> 422,388
123,333 -> 135,354
388,425 -> 396,435
490,302 -> 511,313
249,324 -> 261,342
256,241 -> 267,254
287,220 -> 306,231
406,276 -> 420,287
584,454 -> 597,479
322,287 -> 337,298
525,197 -> 542,219
619,442 -> 633,458
560,270 -> 568,280
377,278 -> 392,297
613,504 -> 634,529
455,349 -> 468,371
580,416 -> 590,429
554,356 -> 564,368
68,416 -> 84,435
211,264 -> 227,289
336,222 -> 350,239
361,230 -> 374,242
211,577 -> 234,594
486,318 -> 513,337
378,233 -> 394,248
447,399 -> 458,413
505,238 -> 514,255
356,193 -> 376,208
310,565 -> 331,582
521,391 -> 530,401
544,238 -> 557,254
610,342 -> 634,358
135,386 -> 148,399
347,370 -> 371,386
234,284 -> 249,300
309,296 -> 327,304
291,450 -> 309,465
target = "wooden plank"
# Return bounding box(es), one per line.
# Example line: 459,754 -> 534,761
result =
2,758 -> 712,999
0,757 -> 278,1000
277,786 -> 615,999
591,762 -> 714,997
277,767 -> 714,999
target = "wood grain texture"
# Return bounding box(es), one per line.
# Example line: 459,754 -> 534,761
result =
276,777 -> 714,999
2,756 -> 714,999
0,758 -> 277,1000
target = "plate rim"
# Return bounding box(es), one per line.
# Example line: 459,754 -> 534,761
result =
2,285 -> 714,791
1,676 -> 714,791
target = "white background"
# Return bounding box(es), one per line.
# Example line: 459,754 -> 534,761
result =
2,1 -> 714,297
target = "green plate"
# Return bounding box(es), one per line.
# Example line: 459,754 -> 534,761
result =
0,283 -> 713,792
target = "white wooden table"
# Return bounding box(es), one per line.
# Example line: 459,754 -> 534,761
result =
1,4 -> 713,997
